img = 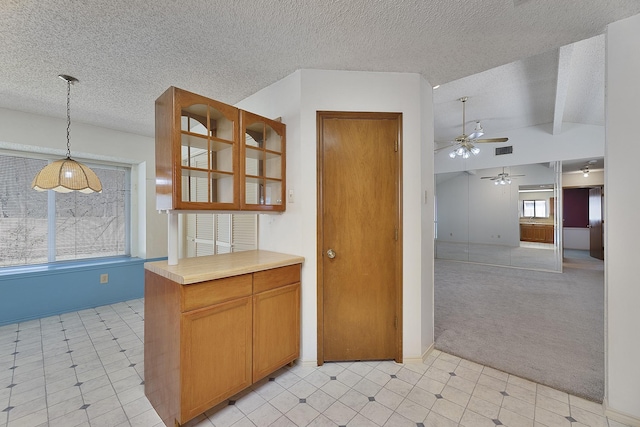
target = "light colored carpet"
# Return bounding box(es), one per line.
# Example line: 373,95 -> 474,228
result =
434,251 -> 604,402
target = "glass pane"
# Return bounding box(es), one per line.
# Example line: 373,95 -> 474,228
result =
245,176 -> 262,204
210,106 -> 234,142
181,134 -> 208,167
0,155 -> 48,266
181,104 -> 209,135
264,179 -> 283,205
523,200 -> 535,217
56,168 -> 127,261
245,120 -> 264,147
182,169 -> 209,203
535,200 -> 547,217
265,124 -> 281,152
245,146 -> 263,177
212,173 -> 234,203
211,142 -> 233,173
265,152 -> 281,179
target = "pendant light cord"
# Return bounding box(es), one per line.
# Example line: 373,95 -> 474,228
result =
66,78 -> 72,159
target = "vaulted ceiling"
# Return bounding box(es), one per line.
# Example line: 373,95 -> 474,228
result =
1,1 -> 639,141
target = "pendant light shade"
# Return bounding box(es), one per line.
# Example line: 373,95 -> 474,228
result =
32,75 -> 102,193
32,158 -> 103,193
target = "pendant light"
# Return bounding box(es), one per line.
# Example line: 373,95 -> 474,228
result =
32,75 -> 102,193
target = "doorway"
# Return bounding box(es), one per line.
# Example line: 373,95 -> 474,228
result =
316,111 -> 403,364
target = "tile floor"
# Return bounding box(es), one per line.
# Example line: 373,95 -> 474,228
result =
0,299 -> 630,427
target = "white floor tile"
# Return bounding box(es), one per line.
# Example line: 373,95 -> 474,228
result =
0,299 -> 634,427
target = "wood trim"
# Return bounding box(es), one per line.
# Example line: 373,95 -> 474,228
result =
316,111 -> 325,365
395,113 -> 404,363
144,270 -> 181,426
316,111 -> 403,365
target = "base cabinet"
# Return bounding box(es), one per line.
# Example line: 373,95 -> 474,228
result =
144,263 -> 301,426
181,297 -> 253,421
520,224 -> 554,243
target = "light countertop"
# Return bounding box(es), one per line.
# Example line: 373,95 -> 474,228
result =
144,250 -> 304,285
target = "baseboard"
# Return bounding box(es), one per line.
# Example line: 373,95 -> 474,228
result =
604,399 -> 640,427
297,359 -> 319,368
403,342 -> 435,364
297,343 -> 437,367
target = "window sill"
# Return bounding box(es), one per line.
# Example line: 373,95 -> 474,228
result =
0,256 -> 146,279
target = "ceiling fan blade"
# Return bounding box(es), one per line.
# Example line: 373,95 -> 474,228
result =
475,137 -> 509,143
480,176 -> 496,179
434,143 -> 459,153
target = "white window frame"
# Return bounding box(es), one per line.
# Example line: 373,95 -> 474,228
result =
0,150 -> 132,266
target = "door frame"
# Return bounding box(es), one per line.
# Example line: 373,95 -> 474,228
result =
315,111 -> 403,365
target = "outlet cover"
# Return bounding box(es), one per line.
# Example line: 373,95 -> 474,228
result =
100,274 -> 109,284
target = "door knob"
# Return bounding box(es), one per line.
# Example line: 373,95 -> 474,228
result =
327,249 -> 336,259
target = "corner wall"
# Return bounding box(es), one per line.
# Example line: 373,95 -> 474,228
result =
237,69 -> 435,363
604,13 -> 640,424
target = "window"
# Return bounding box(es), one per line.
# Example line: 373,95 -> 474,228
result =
522,200 -> 547,218
183,213 -> 257,257
0,153 -> 130,267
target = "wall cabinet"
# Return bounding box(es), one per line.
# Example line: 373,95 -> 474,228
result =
520,224 -> 554,243
144,257 -> 301,426
155,86 -> 285,212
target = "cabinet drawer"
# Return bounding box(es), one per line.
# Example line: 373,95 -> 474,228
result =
181,274 -> 252,312
253,264 -> 301,294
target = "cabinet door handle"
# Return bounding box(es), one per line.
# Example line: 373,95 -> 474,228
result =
327,249 -> 336,259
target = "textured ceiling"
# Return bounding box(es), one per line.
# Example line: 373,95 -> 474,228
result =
0,1 -> 639,139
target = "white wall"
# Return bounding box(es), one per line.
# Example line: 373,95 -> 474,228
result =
563,170 -> 604,187
420,78 -> 435,356
604,13 -> 640,423
0,107 -> 166,260
237,69 -> 435,363
563,228 -> 590,250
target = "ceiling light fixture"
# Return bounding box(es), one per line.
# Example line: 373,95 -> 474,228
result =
32,75 -> 102,193
494,176 -> 512,185
581,166 -> 590,177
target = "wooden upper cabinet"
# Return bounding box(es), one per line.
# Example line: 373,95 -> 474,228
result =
241,110 -> 286,211
155,87 -> 286,211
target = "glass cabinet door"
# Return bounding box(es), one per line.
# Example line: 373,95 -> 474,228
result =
176,90 -> 239,209
241,111 -> 285,211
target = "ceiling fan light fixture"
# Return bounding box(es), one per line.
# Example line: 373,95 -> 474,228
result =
441,97 -> 508,160
468,121 -> 484,139
32,75 -> 102,194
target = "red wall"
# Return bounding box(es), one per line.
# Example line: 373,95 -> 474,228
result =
563,188 -> 589,228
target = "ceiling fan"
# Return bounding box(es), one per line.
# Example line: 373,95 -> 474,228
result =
436,97 -> 509,159
480,167 -> 524,185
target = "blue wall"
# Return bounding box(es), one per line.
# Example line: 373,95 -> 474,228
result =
0,257 -> 164,326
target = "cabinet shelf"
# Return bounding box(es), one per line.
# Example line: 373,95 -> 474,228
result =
156,86 -> 286,211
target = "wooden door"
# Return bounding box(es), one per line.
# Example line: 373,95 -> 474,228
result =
589,187 -> 604,260
317,111 -> 402,363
